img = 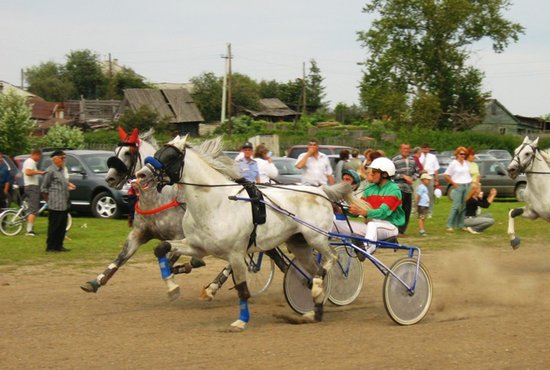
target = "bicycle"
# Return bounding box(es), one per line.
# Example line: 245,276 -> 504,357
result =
0,190 -> 72,236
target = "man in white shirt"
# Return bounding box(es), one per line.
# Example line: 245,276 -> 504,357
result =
419,143 -> 440,216
23,149 -> 46,236
295,139 -> 334,186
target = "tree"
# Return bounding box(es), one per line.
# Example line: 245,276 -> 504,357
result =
357,0 -> 524,130
190,72 -> 223,122
43,125 -> 85,149
306,59 -> 327,111
0,91 -> 36,155
25,61 -> 75,101
116,105 -> 170,134
111,67 -> 151,100
230,73 -> 261,113
65,49 -> 106,99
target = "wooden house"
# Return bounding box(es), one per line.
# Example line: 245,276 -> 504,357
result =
474,99 -> 541,135
243,98 -> 300,122
117,88 -> 204,136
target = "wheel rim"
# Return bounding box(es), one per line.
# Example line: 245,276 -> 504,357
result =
0,211 -> 23,236
96,196 -> 117,217
245,253 -> 275,297
383,259 -> 432,325
328,246 -> 364,306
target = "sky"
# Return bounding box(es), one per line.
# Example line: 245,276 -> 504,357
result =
1,0 -> 549,117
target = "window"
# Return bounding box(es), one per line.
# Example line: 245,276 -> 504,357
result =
499,127 -> 506,135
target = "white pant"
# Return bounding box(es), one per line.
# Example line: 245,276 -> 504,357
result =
332,218 -> 398,253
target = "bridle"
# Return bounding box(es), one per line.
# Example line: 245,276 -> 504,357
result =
144,144 -> 186,191
510,143 -> 550,175
107,140 -> 141,185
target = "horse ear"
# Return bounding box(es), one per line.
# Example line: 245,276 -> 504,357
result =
181,134 -> 189,147
128,128 -> 139,145
522,136 -> 529,144
118,127 -> 127,140
533,137 -> 539,146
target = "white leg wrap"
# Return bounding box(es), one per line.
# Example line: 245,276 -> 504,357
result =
311,276 -> 324,304
165,277 -> 180,301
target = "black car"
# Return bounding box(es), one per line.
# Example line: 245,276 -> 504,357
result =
37,150 -> 128,218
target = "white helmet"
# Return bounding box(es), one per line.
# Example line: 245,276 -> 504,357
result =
368,157 -> 396,177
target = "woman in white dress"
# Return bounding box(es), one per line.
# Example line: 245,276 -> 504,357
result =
253,144 -> 279,183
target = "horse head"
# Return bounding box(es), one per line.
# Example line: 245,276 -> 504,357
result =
508,136 -> 539,179
138,135 -> 188,192
106,128 -> 157,189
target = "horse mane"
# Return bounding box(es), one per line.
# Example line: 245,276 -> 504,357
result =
139,128 -> 158,149
322,182 -> 372,211
191,136 -> 241,180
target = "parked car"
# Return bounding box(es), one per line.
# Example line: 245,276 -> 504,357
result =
439,159 -> 526,201
36,150 -> 129,218
222,150 -> 241,160
271,157 -> 303,184
1,153 -> 25,205
286,144 -> 354,159
477,149 -> 512,161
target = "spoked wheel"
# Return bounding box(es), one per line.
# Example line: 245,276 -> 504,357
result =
0,210 -> 24,236
328,246 -> 364,306
245,252 -> 275,297
65,213 -> 73,232
383,257 -> 432,325
283,257 -> 332,315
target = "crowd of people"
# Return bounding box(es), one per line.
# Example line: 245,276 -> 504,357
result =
1,139 -> 498,256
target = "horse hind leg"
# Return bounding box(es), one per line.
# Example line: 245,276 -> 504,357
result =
200,265 -> 232,301
508,208 -> 524,250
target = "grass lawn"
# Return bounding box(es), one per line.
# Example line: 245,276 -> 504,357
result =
1,197 -> 548,267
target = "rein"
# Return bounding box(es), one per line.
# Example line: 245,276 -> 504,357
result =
512,145 -> 550,175
135,198 -> 182,215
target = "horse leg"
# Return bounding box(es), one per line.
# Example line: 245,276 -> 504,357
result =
154,241 -> 181,300
200,264 -> 232,301
228,258 -> 251,331
508,208 -> 524,250
81,231 -> 145,293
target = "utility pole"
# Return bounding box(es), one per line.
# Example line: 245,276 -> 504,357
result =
227,43 -> 233,136
108,53 -> 114,100
221,50 -> 228,123
302,61 -> 307,115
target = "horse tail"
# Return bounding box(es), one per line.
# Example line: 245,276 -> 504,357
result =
321,182 -> 372,212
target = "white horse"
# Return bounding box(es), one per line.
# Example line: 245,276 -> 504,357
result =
507,136 -> 550,249
81,128 -> 192,293
136,135 -> 351,330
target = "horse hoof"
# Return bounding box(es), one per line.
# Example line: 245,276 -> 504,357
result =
199,288 -> 214,301
190,257 -> 206,268
227,319 -> 247,331
167,286 -> 180,301
511,237 -> 521,250
80,280 -> 100,293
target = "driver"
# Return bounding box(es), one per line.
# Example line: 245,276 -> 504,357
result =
348,157 -> 405,254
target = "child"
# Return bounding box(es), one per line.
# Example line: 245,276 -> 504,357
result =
127,179 -> 139,227
415,173 -> 432,236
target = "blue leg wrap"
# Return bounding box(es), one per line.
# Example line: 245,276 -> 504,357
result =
239,299 -> 250,323
158,256 -> 172,280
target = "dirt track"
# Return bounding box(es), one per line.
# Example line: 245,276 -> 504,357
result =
1,242 -> 549,369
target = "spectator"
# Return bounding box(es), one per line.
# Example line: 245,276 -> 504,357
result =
443,146 -> 472,232
41,150 -> 76,252
127,179 -> 139,227
464,183 -> 497,234
22,149 -> 46,236
359,150 -> 383,182
295,139 -> 334,185
415,173 -> 432,236
392,143 -> 419,235
236,142 -> 260,183
334,149 -> 350,183
412,146 -> 424,173
348,157 -> 405,255
344,149 -> 362,172
467,147 -> 480,185
253,144 -> 279,183
0,153 -> 11,210
418,143 -> 440,217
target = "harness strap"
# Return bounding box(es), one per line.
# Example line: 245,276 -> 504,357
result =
135,198 -> 182,215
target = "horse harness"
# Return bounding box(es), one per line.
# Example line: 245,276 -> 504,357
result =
107,140 -> 142,181
511,143 -> 550,175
